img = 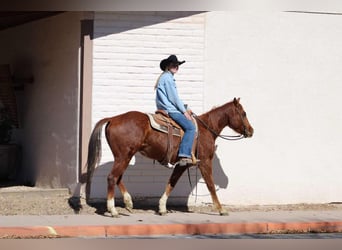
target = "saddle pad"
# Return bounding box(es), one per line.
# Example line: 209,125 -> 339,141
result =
146,113 -> 198,137
146,113 -> 182,136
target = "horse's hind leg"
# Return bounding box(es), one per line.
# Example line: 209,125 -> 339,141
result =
118,181 -> 133,213
107,172 -> 119,217
107,159 -> 131,217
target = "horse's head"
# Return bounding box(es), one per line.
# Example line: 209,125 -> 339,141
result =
228,98 -> 254,138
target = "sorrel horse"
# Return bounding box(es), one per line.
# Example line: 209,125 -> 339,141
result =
86,98 -> 253,217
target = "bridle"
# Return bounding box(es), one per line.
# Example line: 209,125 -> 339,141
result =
193,109 -> 246,141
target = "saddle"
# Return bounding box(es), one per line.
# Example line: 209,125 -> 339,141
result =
146,110 -> 198,166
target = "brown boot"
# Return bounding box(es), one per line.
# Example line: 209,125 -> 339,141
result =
191,154 -> 200,165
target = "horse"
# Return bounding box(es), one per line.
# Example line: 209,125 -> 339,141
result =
85,98 -> 254,217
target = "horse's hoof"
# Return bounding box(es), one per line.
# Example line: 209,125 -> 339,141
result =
220,211 -> 229,216
104,211 -> 119,218
110,212 -> 120,218
125,207 -> 133,213
107,210 -> 120,218
158,211 -> 167,216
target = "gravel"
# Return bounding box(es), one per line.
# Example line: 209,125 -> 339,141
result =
0,185 -> 341,216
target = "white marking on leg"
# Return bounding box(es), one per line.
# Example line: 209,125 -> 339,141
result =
158,192 -> 168,215
123,192 -> 133,212
107,198 -> 119,217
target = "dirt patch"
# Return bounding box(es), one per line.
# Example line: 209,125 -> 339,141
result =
0,186 -> 341,216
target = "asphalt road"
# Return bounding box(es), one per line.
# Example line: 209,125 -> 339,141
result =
108,233 -> 342,239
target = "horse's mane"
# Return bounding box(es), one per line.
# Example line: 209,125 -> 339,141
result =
200,100 -> 234,118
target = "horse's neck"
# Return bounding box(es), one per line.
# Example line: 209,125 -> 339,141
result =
199,102 -> 233,136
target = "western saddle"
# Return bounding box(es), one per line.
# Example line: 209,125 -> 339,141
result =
146,110 -> 198,166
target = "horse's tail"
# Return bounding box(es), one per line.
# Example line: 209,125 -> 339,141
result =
85,117 -> 111,201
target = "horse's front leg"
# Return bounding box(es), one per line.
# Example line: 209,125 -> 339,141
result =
159,166 -> 187,215
199,161 -> 228,216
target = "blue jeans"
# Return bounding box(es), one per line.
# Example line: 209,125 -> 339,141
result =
168,112 -> 196,158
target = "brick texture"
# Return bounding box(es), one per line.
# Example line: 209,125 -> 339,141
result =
91,12 -> 205,199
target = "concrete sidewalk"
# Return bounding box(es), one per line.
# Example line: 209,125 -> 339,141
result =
0,209 -> 342,238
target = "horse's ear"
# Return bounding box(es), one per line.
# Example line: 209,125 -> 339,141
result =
233,97 -> 240,105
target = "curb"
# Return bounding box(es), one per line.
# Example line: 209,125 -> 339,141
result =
1,221 -> 342,238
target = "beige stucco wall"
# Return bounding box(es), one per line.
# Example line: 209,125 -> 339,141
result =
0,12 -> 83,188
202,11 -> 342,204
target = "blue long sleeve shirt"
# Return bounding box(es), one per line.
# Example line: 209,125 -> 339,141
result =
155,71 -> 187,114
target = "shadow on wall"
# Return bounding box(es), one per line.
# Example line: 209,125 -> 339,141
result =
84,152 -> 229,213
92,11 -> 205,40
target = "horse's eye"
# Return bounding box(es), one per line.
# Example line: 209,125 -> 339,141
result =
242,112 -> 246,117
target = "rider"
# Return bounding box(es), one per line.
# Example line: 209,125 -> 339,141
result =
154,54 -> 199,166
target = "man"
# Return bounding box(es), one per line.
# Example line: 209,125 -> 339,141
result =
155,55 -> 199,166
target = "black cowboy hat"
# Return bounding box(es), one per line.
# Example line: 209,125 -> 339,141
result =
159,55 -> 185,71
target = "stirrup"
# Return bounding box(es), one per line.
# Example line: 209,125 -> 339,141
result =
179,157 -> 200,167
162,157 -> 200,169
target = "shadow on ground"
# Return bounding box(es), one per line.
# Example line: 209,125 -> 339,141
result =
68,196 -> 194,216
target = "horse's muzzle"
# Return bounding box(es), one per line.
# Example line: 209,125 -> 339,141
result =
244,127 -> 254,138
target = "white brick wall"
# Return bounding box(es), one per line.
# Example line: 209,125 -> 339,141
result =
91,12 -> 205,201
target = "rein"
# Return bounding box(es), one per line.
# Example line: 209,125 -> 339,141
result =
193,113 -> 244,141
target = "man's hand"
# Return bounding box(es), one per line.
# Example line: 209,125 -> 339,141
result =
184,110 -> 192,120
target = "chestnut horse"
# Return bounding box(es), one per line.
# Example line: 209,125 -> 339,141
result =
86,98 -> 253,217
